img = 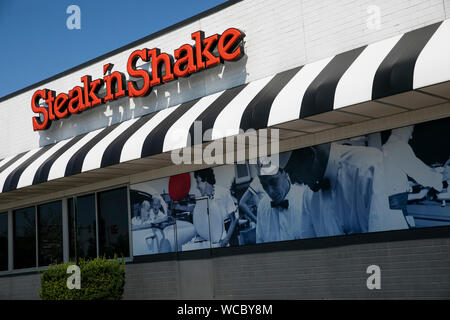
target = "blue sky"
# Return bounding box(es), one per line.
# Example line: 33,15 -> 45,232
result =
0,0 -> 228,98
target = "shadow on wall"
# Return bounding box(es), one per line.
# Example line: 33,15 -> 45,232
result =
37,56 -> 248,148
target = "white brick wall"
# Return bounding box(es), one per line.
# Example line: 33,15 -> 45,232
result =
302,0 -> 445,61
444,0 -> 450,17
0,0 -> 447,159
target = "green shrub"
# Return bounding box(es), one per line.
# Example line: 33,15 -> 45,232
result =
39,256 -> 125,300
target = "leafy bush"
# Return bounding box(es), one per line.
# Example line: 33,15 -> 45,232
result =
39,256 -> 125,300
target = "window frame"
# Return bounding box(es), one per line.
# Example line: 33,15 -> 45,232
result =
37,200 -> 64,267
68,193 -> 98,261
68,184 -> 132,262
0,182 -> 133,276
96,186 -> 131,259
0,211 -> 9,272
12,205 -> 38,271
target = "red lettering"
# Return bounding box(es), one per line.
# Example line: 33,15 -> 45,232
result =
54,92 -> 69,119
203,34 -> 220,68
81,75 -> 103,108
218,28 -> 245,61
149,48 -> 175,86
127,49 -> 151,97
68,86 -> 85,113
30,28 -> 246,130
104,70 -> 127,102
191,31 -> 206,71
191,31 -> 221,70
103,63 -> 114,75
31,89 -> 50,131
173,44 -> 197,77
45,90 -> 56,121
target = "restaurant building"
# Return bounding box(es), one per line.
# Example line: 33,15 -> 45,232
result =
0,0 -> 450,299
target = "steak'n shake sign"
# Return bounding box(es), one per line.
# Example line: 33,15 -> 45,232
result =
31,28 -> 245,131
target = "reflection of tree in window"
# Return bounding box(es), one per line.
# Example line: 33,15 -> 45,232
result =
68,195 -> 97,260
38,201 -> 63,266
97,187 -> 129,258
0,212 -> 8,271
13,207 -> 36,269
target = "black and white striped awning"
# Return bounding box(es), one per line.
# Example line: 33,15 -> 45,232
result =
1,19 -> 450,194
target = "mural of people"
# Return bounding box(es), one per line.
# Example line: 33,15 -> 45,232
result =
382,125 -> 447,228
254,153 -> 306,244
192,168 -> 238,248
285,143 -> 399,237
130,117 -> 450,257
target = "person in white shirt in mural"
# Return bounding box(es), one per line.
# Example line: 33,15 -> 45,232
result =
255,152 -> 306,244
284,142 -> 401,238
132,200 -> 152,225
193,168 -> 238,247
382,125 -> 448,227
133,196 -> 168,225
239,166 -> 266,224
149,197 -> 167,222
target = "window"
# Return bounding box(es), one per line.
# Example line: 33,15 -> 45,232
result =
97,187 -> 129,258
38,201 -> 63,266
0,212 -> 8,271
13,207 -> 36,269
68,194 -> 97,260
5,186 -> 132,272
68,187 -> 130,261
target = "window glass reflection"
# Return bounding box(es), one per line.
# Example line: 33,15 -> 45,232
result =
14,207 -> 36,269
0,212 -> 8,271
97,188 -> 129,258
38,201 -> 63,266
69,195 -> 97,260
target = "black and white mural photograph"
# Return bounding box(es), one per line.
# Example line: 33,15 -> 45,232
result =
130,165 -> 239,255
130,116 -> 450,256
